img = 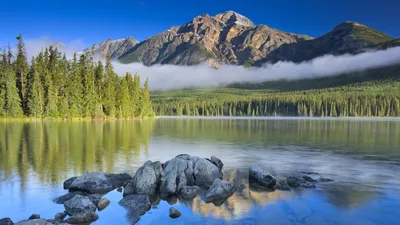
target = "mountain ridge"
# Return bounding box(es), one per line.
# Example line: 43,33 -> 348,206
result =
83,11 -> 398,66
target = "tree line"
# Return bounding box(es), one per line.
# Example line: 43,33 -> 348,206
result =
0,35 -> 153,118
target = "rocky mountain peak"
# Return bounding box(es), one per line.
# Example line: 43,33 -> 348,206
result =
214,11 -> 255,27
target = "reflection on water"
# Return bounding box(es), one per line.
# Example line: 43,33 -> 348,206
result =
0,118 -> 400,224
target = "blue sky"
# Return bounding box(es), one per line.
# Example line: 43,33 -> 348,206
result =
1,0 -> 399,48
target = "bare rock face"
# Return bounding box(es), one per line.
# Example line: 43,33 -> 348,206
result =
82,37 -> 139,59
116,11 -> 312,66
123,161 -> 163,197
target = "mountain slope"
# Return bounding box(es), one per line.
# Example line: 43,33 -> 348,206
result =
255,22 -> 399,65
84,37 -> 139,59
118,11 -> 313,66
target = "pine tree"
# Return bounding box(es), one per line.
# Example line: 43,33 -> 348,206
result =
132,73 -> 141,117
0,50 -> 8,116
80,54 -> 98,117
26,57 -> 44,117
116,73 -> 131,117
4,59 -> 23,117
68,53 -> 83,117
15,35 -> 29,113
102,57 -> 116,117
140,77 -> 153,117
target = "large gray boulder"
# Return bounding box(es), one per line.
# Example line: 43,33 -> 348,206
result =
249,164 -> 276,188
119,195 -> 151,225
64,195 -> 96,216
210,156 -> 224,171
205,179 -> 235,203
123,161 -> 163,197
68,172 -> 131,194
194,158 -> 223,187
160,155 -> 222,195
65,212 -> 99,224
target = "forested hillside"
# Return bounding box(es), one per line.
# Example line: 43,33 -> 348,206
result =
152,65 -> 400,117
0,35 -> 153,119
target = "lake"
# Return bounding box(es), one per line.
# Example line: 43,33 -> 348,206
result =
1,117 -> 400,224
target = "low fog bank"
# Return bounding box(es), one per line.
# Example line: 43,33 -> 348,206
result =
112,47 -> 400,90
24,37 -> 400,91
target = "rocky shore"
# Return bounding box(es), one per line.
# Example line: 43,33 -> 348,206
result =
0,154 -> 333,225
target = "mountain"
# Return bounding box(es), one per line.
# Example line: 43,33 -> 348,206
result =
83,37 -> 139,59
86,11 -> 398,66
255,21 -> 399,65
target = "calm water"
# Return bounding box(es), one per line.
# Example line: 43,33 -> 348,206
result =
1,117 -> 400,224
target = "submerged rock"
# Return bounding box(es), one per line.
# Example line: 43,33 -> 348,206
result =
0,218 -> 14,225
63,177 -> 77,190
249,164 -> 276,188
123,161 -> 163,197
119,194 -> 151,225
210,156 -> 224,171
64,195 -> 96,216
169,207 -> 182,218
303,175 -> 317,182
319,176 -> 334,182
179,186 -> 200,199
67,172 -> 131,194
205,179 -> 235,203
14,219 -> 66,225
27,215 -> 40,220
65,212 -> 99,224
301,182 -> 316,189
97,198 -> 110,211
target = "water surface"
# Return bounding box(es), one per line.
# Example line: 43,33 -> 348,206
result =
0,117 -> 399,224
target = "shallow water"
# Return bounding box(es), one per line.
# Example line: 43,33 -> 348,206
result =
1,117 -> 400,224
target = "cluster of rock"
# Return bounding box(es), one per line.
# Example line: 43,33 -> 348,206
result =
0,154 -> 333,225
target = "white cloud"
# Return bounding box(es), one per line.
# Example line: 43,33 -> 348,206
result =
24,36 -> 400,90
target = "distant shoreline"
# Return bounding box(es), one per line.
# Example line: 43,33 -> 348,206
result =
157,116 -> 400,122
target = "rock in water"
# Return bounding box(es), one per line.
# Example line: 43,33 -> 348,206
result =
303,175 -> 317,182
64,195 -> 96,215
205,179 -> 235,203
193,158 -> 223,187
68,172 -> 131,194
14,219 -> 56,225
53,192 -> 84,204
210,156 -> 224,170
160,155 -> 222,195
65,212 -> 99,224
169,207 -> 182,218
27,215 -> 40,220
97,198 -> 110,211
249,164 -> 276,188
301,182 -> 316,189
123,161 -> 163,196
319,176 -> 334,182
63,176 -> 77,190
54,212 -> 67,221
179,186 -> 200,199
286,177 -> 302,188
119,195 -> 151,225
275,179 -> 291,191
0,218 -> 14,225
